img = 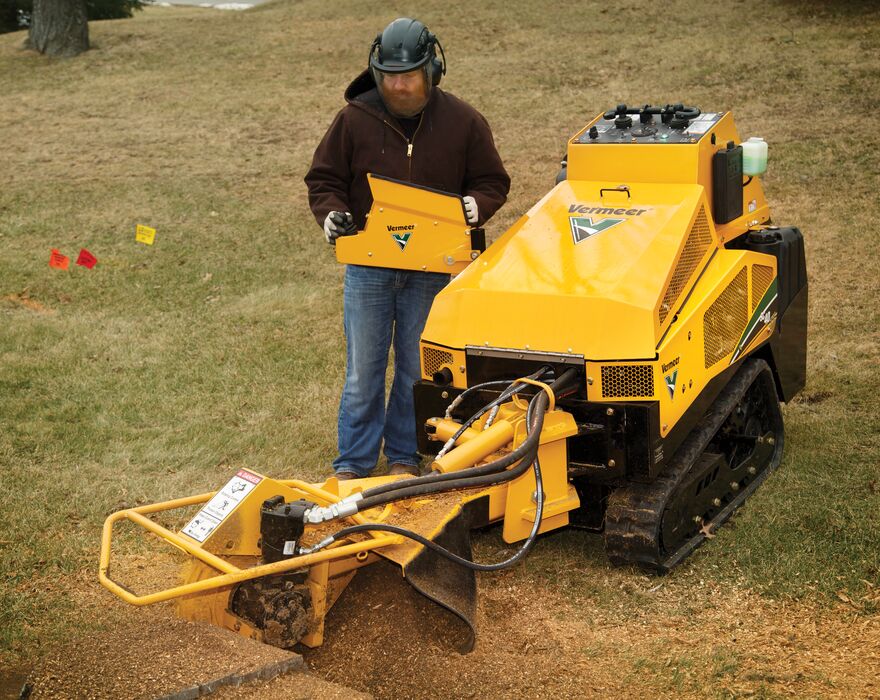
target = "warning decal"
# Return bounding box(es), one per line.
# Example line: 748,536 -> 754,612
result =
181,469 -> 262,543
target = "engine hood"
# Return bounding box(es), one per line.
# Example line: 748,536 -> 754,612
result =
422,180 -> 718,360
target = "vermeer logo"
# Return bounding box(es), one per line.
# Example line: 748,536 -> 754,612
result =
391,232 -> 412,251
661,356 -> 680,374
387,224 -> 415,231
665,369 -> 678,399
569,217 -> 625,245
568,205 -> 650,216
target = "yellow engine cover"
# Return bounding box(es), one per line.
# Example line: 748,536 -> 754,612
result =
423,180 -> 719,359
421,109 -> 780,437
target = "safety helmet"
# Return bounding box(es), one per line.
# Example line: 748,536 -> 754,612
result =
368,18 -> 446,87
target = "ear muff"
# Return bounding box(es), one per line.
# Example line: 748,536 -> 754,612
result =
426,32 -> 447,86
368,33 -> 381,72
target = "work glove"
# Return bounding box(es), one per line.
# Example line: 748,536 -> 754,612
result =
323,211 -> 357,244
462,195 -> 479,225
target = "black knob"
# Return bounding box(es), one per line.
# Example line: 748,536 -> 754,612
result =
589,126 -> 599,139
616,103 -> 627,115
747,229 -> 781,245
669,112 -> 690,129
615,115 -> 632,129
639,110 -> 653,124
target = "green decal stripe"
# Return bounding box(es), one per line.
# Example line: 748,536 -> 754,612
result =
735,278 -> 778,351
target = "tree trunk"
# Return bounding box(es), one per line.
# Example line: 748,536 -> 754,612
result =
29,0 -> 89,57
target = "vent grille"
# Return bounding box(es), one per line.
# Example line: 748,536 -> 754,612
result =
423,346 -> 453,378
659,206 -> 713,325
751,264 -> 774,312
703,266 -> 749,368
601,364 -> 655,398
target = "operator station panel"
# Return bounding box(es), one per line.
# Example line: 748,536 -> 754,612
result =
573,104 -> 722,145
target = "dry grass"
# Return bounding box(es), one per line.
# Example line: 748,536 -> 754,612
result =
1,0 -> 879,696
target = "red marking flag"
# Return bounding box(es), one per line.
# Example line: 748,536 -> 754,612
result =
76,248 -> 98,269
49,249 -> 69,270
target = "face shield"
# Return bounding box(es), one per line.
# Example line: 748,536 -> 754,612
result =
373,67 -> 430,119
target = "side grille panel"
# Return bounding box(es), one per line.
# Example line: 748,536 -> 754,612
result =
703,266 -> 749,368
601,364 -> 655,398
659,206 -> 713,325
422,346 -> 453,378
751,264 -> 774,312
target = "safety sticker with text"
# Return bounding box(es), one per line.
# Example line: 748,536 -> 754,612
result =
181,469 -> 262,543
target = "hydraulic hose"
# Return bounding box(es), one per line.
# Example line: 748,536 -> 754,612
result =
355,391 -> 548,511
440,366 -> 552,445
357,366 -> 575,503
311,394 -> 548,571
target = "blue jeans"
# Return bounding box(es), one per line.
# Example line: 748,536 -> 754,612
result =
333,265 -> 450,477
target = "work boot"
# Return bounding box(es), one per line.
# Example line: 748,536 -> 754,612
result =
334,470 -> 360,481
388,463 -> 420,477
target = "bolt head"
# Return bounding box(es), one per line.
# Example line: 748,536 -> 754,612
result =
587,377 -> 594,385
441,391 -> 449,399
730,481 -> 740,491
748,466 -> 757,475
606,407 -> 615,416
693,515 -> 703,524
607,459 -> 616,468
712,498 -> 722,507
767,436 -> 776,445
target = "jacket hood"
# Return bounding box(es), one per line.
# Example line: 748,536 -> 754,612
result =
344,69 -> 385,118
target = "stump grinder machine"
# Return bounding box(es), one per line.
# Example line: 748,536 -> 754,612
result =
100,104 -> 807,653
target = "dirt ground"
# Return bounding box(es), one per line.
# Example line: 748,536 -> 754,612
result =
8,551 -> 878,700
305,559 -> 880,699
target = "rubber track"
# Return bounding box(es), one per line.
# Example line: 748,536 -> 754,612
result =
604,358 -> 783,573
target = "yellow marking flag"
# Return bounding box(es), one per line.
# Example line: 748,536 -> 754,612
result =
135,224 -> 157,245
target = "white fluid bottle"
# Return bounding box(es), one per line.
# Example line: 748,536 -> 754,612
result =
742,137 -> 768,176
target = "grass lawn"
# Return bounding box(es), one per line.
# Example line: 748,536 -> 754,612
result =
1,0 -> 879,693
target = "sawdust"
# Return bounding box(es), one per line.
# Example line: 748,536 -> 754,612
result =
380,491 -> 472,536
302,561 -> 880,699
211,672 -> 372,700
1,291 -> 53,314
24,612 -> 296,699
302,559 -> 470,695
299,489 -> 474,548
8,548 -> 880,700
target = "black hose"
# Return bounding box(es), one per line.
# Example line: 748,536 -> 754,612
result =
356,391 -> 548,511
354,366 -> 578,511
442,366 -> 553,442
326,397 -> 547,571
358,366 -> 568,503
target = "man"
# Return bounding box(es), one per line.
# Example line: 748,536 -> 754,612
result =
305,17 -> 510,480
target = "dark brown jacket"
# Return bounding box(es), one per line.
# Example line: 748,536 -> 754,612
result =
305,70 -> 510,230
